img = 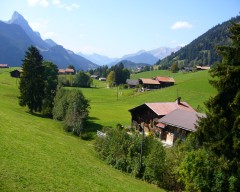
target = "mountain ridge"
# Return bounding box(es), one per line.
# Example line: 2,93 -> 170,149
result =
0,11 -> 98,71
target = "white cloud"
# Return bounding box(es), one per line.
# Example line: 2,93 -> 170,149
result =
27,0 -> 49,7
51,0 -> 80,11
171,21 -> 193,30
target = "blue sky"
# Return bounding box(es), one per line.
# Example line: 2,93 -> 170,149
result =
1,0 -> 240,57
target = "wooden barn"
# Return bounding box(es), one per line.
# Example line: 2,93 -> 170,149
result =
0,64 -> 9,68
155,76 -> 175,87
139,78 -> 160,90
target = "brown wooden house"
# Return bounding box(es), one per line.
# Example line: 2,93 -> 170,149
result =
129,97 -> 195,134
156,109 -> 206,145
139,78 -> 160,90
155,76 -> 175,87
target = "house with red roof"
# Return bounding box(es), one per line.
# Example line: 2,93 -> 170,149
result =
129,97 -> 204,145
154,76 -> 175,87
0,64 -> 9,68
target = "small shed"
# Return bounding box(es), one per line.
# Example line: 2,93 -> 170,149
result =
10,69 -> 21,78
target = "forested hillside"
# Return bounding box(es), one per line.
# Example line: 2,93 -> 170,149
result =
158,15 -> 240,68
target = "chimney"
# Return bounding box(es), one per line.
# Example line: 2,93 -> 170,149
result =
176,97 -> 181,105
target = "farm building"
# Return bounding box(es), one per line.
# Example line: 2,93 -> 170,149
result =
91,75 -> 99,79
0,64 -> 9,68
156,109 -> 206,145
99,77 -> 106,81
196,66 -> 211,70
126,79 -> 139,88
10,69 -> 22,78
128,97 -> 202,145
139,78 -> 160,90
154,76 -> 175,87
58,68 -> 75,75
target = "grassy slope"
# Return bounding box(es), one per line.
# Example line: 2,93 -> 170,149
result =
81,70 -> 216,129
0,68 -> 164,192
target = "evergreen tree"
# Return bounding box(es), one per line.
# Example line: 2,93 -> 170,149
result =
19,46 -> 45,113
180,22 -> 240,191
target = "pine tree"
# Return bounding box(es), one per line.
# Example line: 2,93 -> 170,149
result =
19,46 -> 45,113
192,22 -> 240,191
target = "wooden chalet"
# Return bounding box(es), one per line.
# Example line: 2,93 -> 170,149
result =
128,97 -> 197,143
139,78 -> 160,90
155,76 -> 175,87
0,64 -> 9,68
156,109 -> 206,145
196,66 -> 210,70
58,68 -> 75,75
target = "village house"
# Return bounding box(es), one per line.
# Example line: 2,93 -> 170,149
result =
154,76 -> 175,87
196,65 -> 211,70
156,109 -> 206,145
128,97 -> 202,145
0,64 -> 9,68
139,78 -> 160,90
90,75 -> 99,79
99,77 -> 106,81
58,68 -> 75,75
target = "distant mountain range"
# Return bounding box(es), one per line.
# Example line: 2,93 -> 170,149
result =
79,46 -> 181,66
0,11 -> 98,70
159,15 -> 240,68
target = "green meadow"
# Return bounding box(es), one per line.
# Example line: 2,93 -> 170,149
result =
0,68 -> 164,192
81,70 -> 216,129
0,68 -> 216,191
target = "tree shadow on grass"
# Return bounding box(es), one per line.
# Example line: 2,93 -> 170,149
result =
85,116 -> 103,132
27,111 -> 52,119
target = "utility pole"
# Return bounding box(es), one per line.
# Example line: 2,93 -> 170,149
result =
139,123 -> 144,173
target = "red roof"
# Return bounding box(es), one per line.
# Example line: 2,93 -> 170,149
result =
155,76 -> 175,83
156,122 -> 166,128
145,101 -> 195,116
59,69 -> 66,73
65,68 -> 74,73
0,64 -> 9,68
140,78 -> 160,85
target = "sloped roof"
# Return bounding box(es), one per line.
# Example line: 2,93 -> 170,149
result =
126,79 -> 139,86
129,100 -> 195,116
155,76 -> 175,83
158,109 -> 206,132
196,66 -> 210,70
58,69 -> 66,73
139,78 -> 160,85
145,102 -> 195,116
0,64 -> 9,67
65,68 -> 74,73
